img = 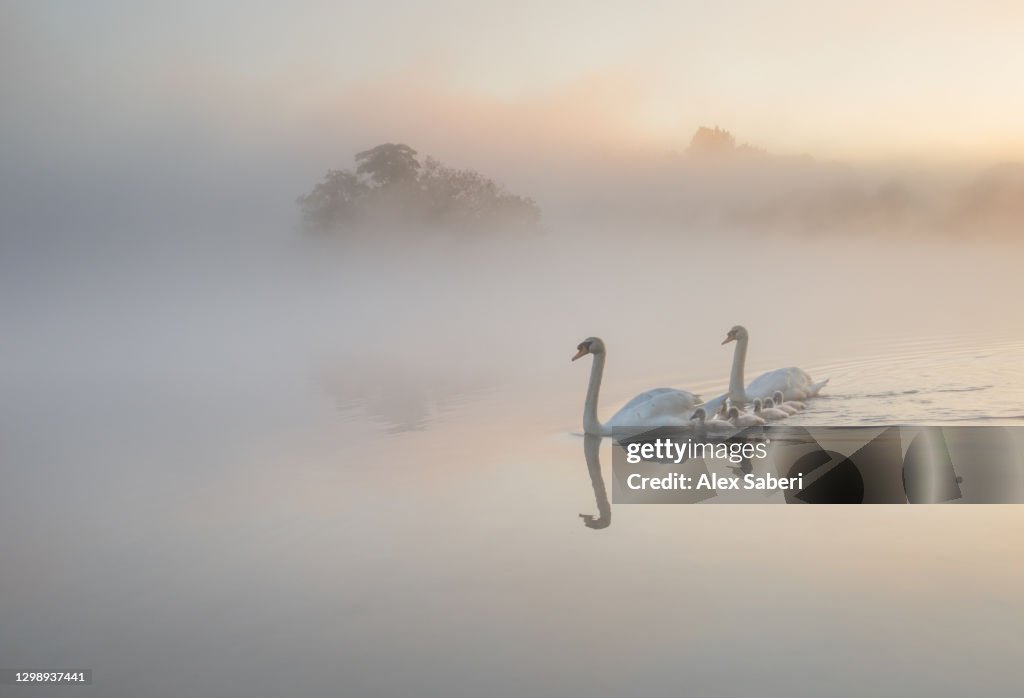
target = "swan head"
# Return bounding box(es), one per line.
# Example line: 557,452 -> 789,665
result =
764,398 -> 774,408
690,407 -> 706,423
727,407 -> 740,419
773,390 -> 785,404
753,398 -> 763,413
571,337 -> 605,361
722,325 -> 748,345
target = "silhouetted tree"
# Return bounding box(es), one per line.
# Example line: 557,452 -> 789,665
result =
354,143 -> 421,188
295,169 -> 368,232
297,144 -> 541,234
952,163 -> 1024,234
419,157 -> 540,229
874,180 -> 913,226
687,126 -> 736,159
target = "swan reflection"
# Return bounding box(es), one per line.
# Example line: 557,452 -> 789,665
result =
579,434 -> 611,529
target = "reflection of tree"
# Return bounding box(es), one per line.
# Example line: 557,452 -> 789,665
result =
579,434 -> 611,529
319,358 -> 493,434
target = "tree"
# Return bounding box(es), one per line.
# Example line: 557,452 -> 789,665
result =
418,157 -> 540,229
354,143 -> 421,188
295,169 -> 368,232
687,126 -> 736,159
952,162 -> 1024,234
296,144 -> 541,235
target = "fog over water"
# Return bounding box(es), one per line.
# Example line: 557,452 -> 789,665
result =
5,6 -> 1024,693
3,211 -> 1024,696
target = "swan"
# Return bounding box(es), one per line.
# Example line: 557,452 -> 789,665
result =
697,395 -> 730,422
716,399 -> 731,420
573,337 -> 702,436
692,406 -> 735,433
688,407 -> 708,434
757,397 -> 790,421
722,325 -> 829,405
766,395 -> 798,415
772,390 -> 805,414
729,406 -> 765,428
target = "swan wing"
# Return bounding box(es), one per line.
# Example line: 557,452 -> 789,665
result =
746,367 -> 818,401
615,387 -> 678,413
607,388 -> 702,428
806,377 -> 830,396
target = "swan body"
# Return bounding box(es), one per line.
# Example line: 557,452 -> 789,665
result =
722,325 -> 829,405
772,390 -> 804,414
747,367 -> 828,401
706,415 -> 737,433
573,337 -> 702,437
757,398 -> 790,421
606,389 -> 703,431
729,406 -> 765,428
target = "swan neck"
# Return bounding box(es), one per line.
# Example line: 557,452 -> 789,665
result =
729,335 -> 748,404
583,353 -> 607,436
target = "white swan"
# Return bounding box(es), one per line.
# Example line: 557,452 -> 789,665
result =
772,390 -> 805,414
573,337 -> 702,436
687,407 -> 708,434
767,395 -> 798,415
757,397 -> 790,421
692,406 -> 736,433
729,406 -> 765,428
716,400 -> 731,420
722,325 -> 829,405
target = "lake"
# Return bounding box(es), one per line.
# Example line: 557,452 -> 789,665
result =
2,229 -> 1023,697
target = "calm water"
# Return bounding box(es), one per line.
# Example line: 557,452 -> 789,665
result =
2,231 -> 1023,697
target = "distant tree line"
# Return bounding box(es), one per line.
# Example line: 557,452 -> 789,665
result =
672,127 -> 1023,236
297,144 -> 540,234
686,125 -> 768,160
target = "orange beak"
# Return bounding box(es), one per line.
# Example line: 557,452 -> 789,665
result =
721,334 -> 736,345
571,347 -> 589,361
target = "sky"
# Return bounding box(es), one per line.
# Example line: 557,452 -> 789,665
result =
2,1 -> 1023,233
7,1 -> 1024,156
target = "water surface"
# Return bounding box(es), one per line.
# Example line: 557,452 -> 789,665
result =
2,231 -> 1023,697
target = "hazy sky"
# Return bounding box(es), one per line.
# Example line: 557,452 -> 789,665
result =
3,1 -> 1023,234
7,1 -> 1023,159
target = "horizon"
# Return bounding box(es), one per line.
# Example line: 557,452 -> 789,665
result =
3,2 -> 1023,236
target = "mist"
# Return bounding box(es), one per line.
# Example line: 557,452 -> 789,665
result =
4,4 -> 1024,238
4,4 -> 1024,697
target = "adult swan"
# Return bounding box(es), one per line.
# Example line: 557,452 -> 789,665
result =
721,325 -> 829,406
573,337 -> 702,436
